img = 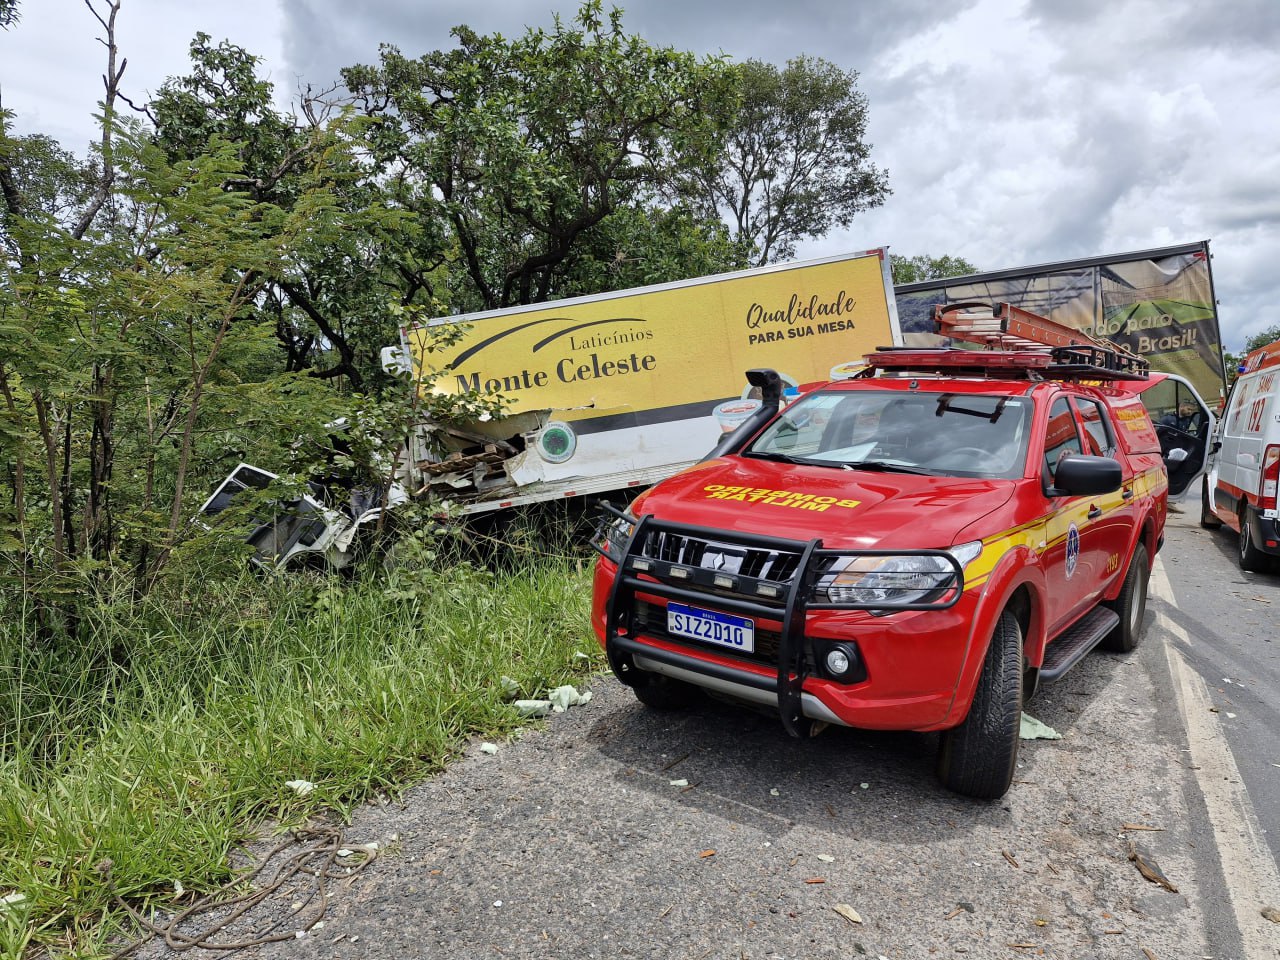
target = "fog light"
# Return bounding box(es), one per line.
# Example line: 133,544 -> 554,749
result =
825,649 -> 851,676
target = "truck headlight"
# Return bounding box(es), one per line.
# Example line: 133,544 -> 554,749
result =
594,513 -> 636,564
814,541 -> 980,607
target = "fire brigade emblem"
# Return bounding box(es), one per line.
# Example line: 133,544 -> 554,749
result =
1065,523 -> 1080,579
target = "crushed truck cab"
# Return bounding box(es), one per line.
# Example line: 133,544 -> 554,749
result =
591,302 -> 1180,800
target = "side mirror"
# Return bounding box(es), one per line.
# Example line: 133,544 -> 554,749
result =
1051,454 -> 1122,497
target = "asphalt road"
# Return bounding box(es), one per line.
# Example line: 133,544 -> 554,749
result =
137,511 -> 1280,960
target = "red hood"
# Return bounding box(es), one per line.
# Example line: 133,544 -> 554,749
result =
632,457 -> 1015,551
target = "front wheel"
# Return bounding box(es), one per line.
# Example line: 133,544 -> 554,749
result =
936,610 -> 1023,800
1101,543 -> 1149,653
1239,510 -> 1271,573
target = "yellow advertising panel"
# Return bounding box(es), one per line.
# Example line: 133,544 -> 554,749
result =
405,251 -> 898,424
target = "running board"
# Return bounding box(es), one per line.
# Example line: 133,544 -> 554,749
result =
1038,606 -> 1120,682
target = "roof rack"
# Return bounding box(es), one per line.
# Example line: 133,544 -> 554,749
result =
864,302 -> 1149,381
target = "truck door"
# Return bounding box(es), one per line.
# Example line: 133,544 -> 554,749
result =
1139,375 -> 1215,500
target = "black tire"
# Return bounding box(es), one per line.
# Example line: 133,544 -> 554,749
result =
1101,542 -> 1149,653
1239,509 -> 1270,573
936,610 -> 1023,800
1200,480 -> 1223,529
631,672 -> 702,710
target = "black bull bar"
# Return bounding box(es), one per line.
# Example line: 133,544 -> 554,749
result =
591,502 -> 964,738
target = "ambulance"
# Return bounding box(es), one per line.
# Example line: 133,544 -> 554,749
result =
1202,338 -> 1280,571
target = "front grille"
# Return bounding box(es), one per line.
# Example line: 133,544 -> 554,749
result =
635,527 -> 806,586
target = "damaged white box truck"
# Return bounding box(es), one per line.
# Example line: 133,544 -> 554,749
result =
199,249 -> 903,568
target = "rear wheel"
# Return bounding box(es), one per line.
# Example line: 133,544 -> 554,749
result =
631,672 -> 703,710
1101,543 -> 1149,653
1200,479 -> 1223,529
936,610 -> 1023,800
1239,509 -> 1271,572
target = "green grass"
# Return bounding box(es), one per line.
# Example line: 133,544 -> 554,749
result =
0,555 -> 598,958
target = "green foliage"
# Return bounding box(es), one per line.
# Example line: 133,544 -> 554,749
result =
684,55 -> 890,267
0,109 -> 354,609
1225,325 -> 1280,384
150,38 -> 415,392
0,556 -> 599,956
890,253 -> 979,285
342,0 -> 738,311
0,0 -> 17,29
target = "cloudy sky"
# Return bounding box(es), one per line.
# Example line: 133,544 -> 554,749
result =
3,0 -> 1278,350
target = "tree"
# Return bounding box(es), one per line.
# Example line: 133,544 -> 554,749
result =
0,0 -> 18,29
1224,324 -> 1280,382
683,56 -> 890,267
147,35 -> 412,392
0,5 -> 378,615
890,253 -> 978,285
341,1 -> 737,312
1243,325 -> 1280,354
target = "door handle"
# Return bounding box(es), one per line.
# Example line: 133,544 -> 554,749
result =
1122,488 -> 1134,501
1088,505 -> 1102,520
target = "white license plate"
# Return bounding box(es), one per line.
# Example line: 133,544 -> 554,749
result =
666,602 -> 755,653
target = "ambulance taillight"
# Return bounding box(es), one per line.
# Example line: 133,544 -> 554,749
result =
1261,444 -> 1280,512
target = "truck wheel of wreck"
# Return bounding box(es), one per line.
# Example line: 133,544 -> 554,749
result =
631,672 -> 702,710
936,610 -> 1023,800
1101,543 -> 1148,653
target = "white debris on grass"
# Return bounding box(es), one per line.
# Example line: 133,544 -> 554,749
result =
284,779 -> 316,797
513,699 -> 552,718
0,892 -> 26,909
499,676 -> 521,699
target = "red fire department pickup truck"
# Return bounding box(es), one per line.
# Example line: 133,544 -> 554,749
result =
591,303 -> 1170,799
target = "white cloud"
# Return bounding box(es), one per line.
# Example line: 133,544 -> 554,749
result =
3,0 -> 1277,350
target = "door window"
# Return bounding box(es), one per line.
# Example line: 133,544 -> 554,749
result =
1043,396 -> 1083,477
1072,396 -> 1114,456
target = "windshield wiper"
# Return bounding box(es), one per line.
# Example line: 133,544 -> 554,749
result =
845,459 -> 934,475
744,451 -> 843,468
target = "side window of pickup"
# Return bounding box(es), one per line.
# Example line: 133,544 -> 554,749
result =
1043,396 -> 1083,478
1072,396 -> 1114,456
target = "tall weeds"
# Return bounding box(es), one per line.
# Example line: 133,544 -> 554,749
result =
0,551 -> 596,957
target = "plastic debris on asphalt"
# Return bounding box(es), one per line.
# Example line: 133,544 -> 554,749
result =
832,904 -> 863,925
479,743 -> 499,755
548,685 -> 593,712
668,778 -> 689,788
1019,713 -> 1062,740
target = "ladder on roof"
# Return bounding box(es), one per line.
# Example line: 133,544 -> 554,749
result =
931,301 -> 1150,380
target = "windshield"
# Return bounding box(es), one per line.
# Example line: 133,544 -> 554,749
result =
745,389 -> 1030,479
